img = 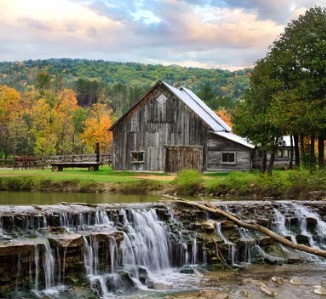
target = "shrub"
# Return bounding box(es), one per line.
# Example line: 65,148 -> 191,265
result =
174,169 -> 204,195
120,179 -> 161,194
286,170 -> 326,198
0,177 -> 36,191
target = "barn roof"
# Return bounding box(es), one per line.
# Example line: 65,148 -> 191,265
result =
162,82 -> 231,132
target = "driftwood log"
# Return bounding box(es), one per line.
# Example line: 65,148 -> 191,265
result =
162,194 -> 326,258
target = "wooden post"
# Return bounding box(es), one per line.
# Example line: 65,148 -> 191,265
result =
95,142 -> 100,163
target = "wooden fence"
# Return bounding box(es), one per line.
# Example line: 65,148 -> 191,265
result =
0,153 -> 112,169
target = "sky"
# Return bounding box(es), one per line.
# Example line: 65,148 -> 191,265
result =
0,0 -> 324,71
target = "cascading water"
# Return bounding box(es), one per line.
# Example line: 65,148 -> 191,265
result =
1,201 -> 326,298
215,221 -> 236,265
271,203 -> 326,262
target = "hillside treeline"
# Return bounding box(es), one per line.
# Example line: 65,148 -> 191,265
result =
0,59 -> 250,116
0,59 -> 249,158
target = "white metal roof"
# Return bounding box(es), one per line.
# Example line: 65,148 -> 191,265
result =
279,136 -> 293,147
212,131 -> 255,149
162,81 -> 231,132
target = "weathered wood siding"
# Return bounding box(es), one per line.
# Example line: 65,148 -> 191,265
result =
207,133 -> 252,172
165,146 -> 203,173
111,83 -> 208,171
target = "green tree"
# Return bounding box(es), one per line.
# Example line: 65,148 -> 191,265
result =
232,58 -> 283,174
269,6 -> 326,169
233,6 -> 326,172
197,82 -> 216,108
74,78 -> 102,107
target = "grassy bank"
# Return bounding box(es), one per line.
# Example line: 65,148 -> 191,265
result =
0,166 -> 325,200
0,166 -> 170,194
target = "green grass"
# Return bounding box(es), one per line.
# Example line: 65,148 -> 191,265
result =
0,166 -> 169,183
0,166 -> 325,198
0,166 -> 175,193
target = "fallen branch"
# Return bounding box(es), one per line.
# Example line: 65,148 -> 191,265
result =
162,194 -> 326,258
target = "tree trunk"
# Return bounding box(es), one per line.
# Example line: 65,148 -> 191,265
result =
294,134 -> 300,168
267,138 -> 277,176
163,195 -> 326,258
318,135 -> 325,169
300,134 -> 305,160
310,134 -> 316,172
267,151 -> 275,176
261,151 -> 267,174
289,134 -> 293,170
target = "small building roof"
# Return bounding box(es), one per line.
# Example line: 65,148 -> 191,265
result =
212,131 -> 255,149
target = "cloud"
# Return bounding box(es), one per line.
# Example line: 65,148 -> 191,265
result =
0,0 -> 324,70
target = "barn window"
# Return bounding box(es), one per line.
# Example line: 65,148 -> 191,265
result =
131,151 -> 144,162
221,152 -> 236,164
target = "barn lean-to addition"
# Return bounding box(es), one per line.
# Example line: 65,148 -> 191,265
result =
109,81 -> 254,172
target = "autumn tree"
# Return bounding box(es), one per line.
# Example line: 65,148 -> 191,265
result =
29,88 -> 79,155
0,85 -> 26,157
81,103 -> 113,153
215,109 -> 232,129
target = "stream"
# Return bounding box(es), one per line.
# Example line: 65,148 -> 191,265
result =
0,193 -> 326,298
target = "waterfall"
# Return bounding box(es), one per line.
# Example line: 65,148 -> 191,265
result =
273,203 -> 326,250
43,240 -> 55,289
191,237 -> 198,265
237,226 -> 255,263
123,209 -> 171,272
80,208 -> 174,297
95,210 -> 112,226
2,201 -> 326,298
34,245 -> 40,291
215,222 -> 236,265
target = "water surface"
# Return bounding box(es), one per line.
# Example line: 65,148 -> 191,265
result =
0,191 -> 161,205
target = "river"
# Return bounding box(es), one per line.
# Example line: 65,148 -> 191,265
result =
0,191 -> 160,205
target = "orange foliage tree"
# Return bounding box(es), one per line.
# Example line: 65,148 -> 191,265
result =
215,108 -> 233,129
81,103 -> 113,153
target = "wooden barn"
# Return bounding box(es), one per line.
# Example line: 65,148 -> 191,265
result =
109,81 -> 254,172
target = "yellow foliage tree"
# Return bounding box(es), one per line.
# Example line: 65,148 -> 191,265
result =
81,103 -> 113,153
0,85 -> 23,157
29,89 -> 79,155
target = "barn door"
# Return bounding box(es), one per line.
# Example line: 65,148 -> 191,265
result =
165,146 -> 203,173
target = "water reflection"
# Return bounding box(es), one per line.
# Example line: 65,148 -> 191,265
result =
0,191 -> 161,205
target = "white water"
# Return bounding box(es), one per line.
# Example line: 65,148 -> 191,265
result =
3,202 -> 326,298
215,222 -> 236,265
81,208 -> 176,298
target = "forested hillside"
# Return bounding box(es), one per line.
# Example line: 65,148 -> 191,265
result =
0,59 -> 250,116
